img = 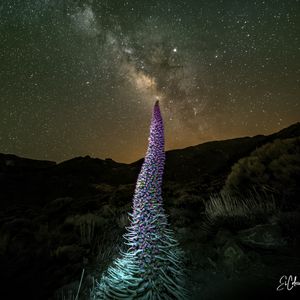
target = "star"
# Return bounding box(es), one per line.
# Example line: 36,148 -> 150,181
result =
0,0 -> 298,163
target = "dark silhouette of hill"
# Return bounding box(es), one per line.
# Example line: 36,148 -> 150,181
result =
0,122 -> 299,207
134,122 -> 300,182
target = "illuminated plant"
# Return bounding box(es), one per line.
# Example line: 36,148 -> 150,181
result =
91,101 -> 187,299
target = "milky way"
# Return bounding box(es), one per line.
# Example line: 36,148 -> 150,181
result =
0,1 -> 299,162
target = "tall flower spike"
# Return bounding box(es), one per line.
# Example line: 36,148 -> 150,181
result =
91,101 -> 187,300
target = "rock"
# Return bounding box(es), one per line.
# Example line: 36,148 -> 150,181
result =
185,242 -> 217,269
279,211 -> 300,236
237,224 -> 286,249
214,229 -> 233,246
220,240 -> 249,272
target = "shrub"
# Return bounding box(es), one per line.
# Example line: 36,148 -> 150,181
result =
65,213 -> 107,245
205,191 -> 277,230
222,138 -> 300,204
52,244 -> 85,262
108,184 -> 134,207
172,192 -> 203,209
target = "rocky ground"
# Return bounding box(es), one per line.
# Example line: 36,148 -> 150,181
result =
1,181 -> 299,299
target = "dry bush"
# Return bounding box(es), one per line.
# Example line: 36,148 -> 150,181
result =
65,213 -> 107,245
222,138 -> 300,204
204,191 -> 277,230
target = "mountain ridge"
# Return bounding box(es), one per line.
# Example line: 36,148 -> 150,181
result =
0,122 -> 299,206
1,122 -> 299,168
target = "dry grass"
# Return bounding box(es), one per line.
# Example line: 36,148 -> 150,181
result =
204,191 -> 277,230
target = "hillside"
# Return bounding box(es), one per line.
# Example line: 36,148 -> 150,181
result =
0,122 -> 300,299
1,122 -> 299,207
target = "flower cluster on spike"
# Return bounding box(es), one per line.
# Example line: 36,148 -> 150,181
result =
91,101 -> 187,300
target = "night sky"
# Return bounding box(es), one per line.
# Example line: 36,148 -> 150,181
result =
0,0 -> 299,163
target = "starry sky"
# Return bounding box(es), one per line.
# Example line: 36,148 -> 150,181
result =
0,0 -> 299,163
